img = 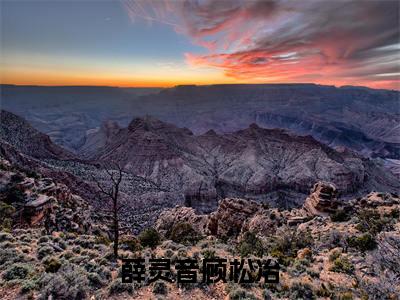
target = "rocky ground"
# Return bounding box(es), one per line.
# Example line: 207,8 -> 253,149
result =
0,160 -> 399,300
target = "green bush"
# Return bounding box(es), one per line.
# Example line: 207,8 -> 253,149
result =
42,257 -> 62,273
20,279 -> 38,294
338,292 -> 354,300
328,250 -> 341,262
0,248 -> 26,267
138,228 -> 161,248
356,209 -> 391,235
289,282 -> 315,300
168,222 -> 200,245
201,249 -> 216,260
347,233 -> 376,252
237,231 -> 264,257
329,256 -> 354,274
229,287 -> 258,300
94,235 -> 111,246
331,209 -> 351,222
88,272 -> 105,288
3,263 -> 32,281
39,264 -> 88,300
38,236 -> 50,244
152,281 -> 168,295
0,232 -> 14,242
269,228 -> 313,266
109,278 -> 134,295
0,202 -> 15,231
71,245 -> 82,254
37,245 -> 54,260
120,236 -> 141,252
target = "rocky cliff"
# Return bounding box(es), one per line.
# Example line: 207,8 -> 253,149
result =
85,116 -> 399,212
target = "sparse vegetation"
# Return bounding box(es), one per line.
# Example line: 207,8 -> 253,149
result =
228,287 -> 258,300
168,222 -> 201,245
237,231 -> 264,257
138,227 -> 161,248
109,278 -> 134,295
347,233 -> 377,252
3,263 -> 33,281
356,209 -> 391,235
152,281 -> 168,295
329,255 -> 355,274
331,209 -> 351,222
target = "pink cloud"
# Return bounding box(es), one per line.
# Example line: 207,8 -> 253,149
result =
123,0 -> 400,89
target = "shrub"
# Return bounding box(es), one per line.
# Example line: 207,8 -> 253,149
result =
331,209 -> 351,222
3,263 -> 32,281
88,272 -> 105,288
94,235 -> 111,246
38,236 -> 50,244
120,236 -> 141,252
269,228 -> 313,266
164,249 -> 174,258
292,258 -> 310,275
23,169 -> 40,179
289,282 -> 315,300
37,245 -> 54,260
20,279 -> 38,294
138,228 -> 161,248
39,264 -> 88,300
329,250 -> 341,262
10,173 -> 24,183
42,256 -> 62,273
237,231 -> 264,257
356,209 -> 391,235
109,278 -> 134,295
74,235 -> 95,248
329,256 -> 354,274
0,248 -> 26,267
152,281 -> 168,295
338,292 -> 354,300
0,241 -> 15,249
168,222 -> 201,245
229,287 -> 257,300
387,208 -> 399,219
347,233 -> 377,252
201,249 -> 216,260
71,245 -> 82,254
4,186 -> 25,203
0,232 -> 14,242
0,202 -> 15,231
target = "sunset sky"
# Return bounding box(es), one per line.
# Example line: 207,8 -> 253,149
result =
1,0 -> 399,89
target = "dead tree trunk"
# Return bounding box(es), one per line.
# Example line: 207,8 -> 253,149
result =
92,162 -> 123,260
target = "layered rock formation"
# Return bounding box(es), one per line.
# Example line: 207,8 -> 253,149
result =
84,116 -> 399,212
303,182 -> 340,217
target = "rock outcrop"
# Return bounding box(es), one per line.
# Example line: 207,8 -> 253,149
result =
154,206 -> 208,237
303,182 -> 340,217
207,198 -> 261,238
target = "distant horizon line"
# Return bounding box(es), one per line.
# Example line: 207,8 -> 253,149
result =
1,82 -> 398,92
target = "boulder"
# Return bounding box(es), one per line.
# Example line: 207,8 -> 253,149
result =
207,198 -> 260,238
154,206 -> 208,237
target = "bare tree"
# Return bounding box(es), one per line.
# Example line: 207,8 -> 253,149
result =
91,162 -> 123,260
